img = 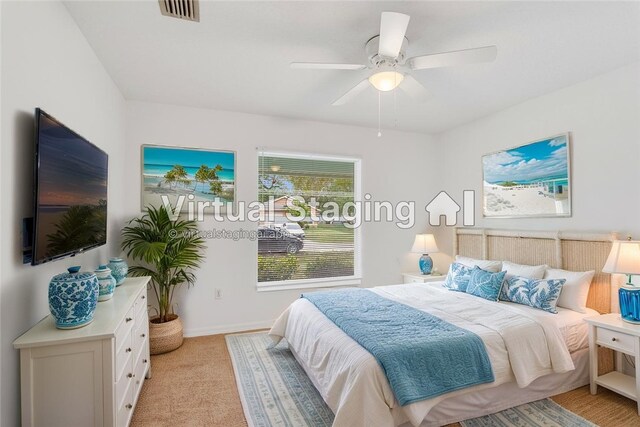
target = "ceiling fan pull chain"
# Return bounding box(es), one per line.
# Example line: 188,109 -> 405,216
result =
377,91 -> 382,137
393,75 -> 398,128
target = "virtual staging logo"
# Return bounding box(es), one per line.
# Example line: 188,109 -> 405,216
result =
161,190 -> 475,230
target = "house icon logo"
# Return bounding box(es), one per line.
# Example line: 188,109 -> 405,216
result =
425,191 -> 475,226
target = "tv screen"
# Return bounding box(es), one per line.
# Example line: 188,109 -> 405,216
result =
32,108 -> 108,265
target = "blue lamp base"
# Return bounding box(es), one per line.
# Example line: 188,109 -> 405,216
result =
619,285 -> 640,324
418,254 -> 433,275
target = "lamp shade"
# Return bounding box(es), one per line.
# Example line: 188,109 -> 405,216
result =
411,234 -> 439,254
603,240 -> 640,275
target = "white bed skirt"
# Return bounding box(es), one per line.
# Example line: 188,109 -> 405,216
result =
291,346 -> 589,427
411,347 -> 589,426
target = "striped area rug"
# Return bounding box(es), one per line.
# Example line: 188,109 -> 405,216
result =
226,332 -> 596,427
461,398 -> 598,427
225,332 -> 334,427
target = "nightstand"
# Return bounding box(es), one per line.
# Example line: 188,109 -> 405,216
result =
401,272 -> 444,284
586,313 -> 640,414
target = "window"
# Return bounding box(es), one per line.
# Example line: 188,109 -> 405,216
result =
257,151 -> 361,291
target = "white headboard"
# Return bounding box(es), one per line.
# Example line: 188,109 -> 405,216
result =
453,228 -> 617,314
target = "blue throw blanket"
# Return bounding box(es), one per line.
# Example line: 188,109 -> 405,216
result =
302,288 -> 494,406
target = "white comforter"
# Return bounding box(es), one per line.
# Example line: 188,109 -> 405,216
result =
269,283 -> 575,427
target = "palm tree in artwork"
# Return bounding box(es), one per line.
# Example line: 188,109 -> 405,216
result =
164,165 -> 190,189
164,169 -> 177,189
194,164 -> 223,194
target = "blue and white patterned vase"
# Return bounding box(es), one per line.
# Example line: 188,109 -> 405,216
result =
107,257 -> 128,286
418,254 -> 434,275
95,265 -> 116,302
48,266 -> 99,329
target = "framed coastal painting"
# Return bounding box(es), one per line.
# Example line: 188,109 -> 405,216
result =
482,134 -> 571,218
141,145 -> 236,214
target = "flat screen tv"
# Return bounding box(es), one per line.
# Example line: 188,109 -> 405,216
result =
32,108 -> 108,265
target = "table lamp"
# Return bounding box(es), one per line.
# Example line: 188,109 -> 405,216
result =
411,234 -> 439,275
603,239 -> 640,324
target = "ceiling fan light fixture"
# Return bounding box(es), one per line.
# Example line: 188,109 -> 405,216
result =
368,71 -> 404,92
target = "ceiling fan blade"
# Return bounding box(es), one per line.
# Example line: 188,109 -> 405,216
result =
399,75 -> 429,102
332,79 -> 370,106
378,12 -> 410,59
291,62 -> 367,70
409,45 -> 497,70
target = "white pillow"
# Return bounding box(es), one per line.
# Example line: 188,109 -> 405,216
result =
455,255 -> 502,272
544,268 -> 595,313
501,261 -> 547,280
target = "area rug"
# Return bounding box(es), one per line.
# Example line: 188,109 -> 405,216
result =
225,332 -> 334,427
226,332 -> 596,427
460,398 -> 598,427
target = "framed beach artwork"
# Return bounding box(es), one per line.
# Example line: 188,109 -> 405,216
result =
482,134 -> 571,218
141,145 -> 236,214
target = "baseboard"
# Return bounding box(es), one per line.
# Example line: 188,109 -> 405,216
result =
183,319 -> 275,337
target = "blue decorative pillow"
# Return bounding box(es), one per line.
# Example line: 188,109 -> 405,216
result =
500,275 -> 566,313
465,266 -> 506,301
443,262 -> 474,292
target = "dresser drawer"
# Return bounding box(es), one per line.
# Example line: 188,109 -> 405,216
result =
133,347 -> 148,399
116,360 -> 135,408
596,327 -> 635,354
115,306 -> 136,350
135,300 -> 148,329
134,328 -> 148,361
115,331 -> 133,381
117,380 -> 135,427
135,290 -> 147,318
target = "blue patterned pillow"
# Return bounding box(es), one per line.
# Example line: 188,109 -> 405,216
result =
465,266 -> 506,301
500,275 -> 566,313
443,262 -> 474,292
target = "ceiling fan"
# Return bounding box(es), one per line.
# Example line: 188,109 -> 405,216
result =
291,12 -> 497,106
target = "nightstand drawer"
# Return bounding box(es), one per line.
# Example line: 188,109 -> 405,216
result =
402,273 -> 443,284
596,327 -> 635,354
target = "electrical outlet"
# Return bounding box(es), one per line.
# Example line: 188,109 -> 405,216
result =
215,289 -> 223,299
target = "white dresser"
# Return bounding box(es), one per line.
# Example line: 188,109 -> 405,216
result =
13,277 -> 151,427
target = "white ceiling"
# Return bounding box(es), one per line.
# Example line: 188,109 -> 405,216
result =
64,1 -> 640,134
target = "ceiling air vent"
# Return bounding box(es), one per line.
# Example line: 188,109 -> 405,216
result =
159,0 -> 200,22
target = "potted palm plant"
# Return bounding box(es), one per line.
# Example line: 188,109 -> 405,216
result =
121,205 -> 205,354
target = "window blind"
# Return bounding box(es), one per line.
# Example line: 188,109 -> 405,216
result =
257,151 -> 360,287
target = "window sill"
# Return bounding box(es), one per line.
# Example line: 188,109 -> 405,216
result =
256,277 -> 362,292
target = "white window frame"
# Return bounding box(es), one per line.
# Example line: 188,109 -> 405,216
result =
256,150 -> 362,292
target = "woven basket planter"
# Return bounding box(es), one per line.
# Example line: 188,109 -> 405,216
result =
149,314 -> 184,355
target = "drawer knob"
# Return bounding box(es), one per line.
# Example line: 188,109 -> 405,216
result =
143,359 -> 148,364
126,347 -> 132,353
141,295 -> 146,299
141,333 -> 146,338
125,404 -> 133,410
127,372 -> 133,378
126,317 -> 133,322
612,337 -> 617,342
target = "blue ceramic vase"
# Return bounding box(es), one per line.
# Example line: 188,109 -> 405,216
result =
107,257 -> 128,286
418,254 -> 434,275
619,285 -> 640,324
95,265 -> 116,302
48,266 -> 99,329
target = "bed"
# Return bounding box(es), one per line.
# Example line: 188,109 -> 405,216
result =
269,228 -> 617,427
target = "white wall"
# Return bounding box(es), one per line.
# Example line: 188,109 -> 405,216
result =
125,101 -> 436,336
0,2 -> 4,423
0,2 -> 127,425
431,62 -> 640,266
